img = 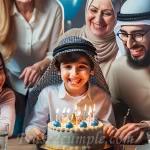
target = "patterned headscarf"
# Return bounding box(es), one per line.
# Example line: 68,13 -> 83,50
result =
25,36 -> 110,122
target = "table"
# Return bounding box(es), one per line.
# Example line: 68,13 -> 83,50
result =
113,145 -> 137,150
7,138 -> 138,150
8,138 -> 37,150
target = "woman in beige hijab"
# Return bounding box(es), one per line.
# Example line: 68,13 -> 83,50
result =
59,0 -> 122,83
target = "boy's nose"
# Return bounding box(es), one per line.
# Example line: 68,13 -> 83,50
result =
71,67 -> 78,76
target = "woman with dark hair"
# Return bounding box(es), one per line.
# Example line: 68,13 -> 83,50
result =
0,53 -> 15,137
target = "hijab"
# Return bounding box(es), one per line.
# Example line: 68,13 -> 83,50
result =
59,0 -> 122,83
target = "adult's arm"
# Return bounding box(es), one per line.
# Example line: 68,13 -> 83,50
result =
20,1 -> 64,88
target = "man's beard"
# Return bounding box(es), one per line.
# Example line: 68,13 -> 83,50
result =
126,49 -> 150,69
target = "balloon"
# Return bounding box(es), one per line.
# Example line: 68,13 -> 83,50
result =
59,0 -> 83,21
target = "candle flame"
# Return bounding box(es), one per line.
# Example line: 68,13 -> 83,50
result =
62,107 -> 66,113
88,106 -> 92,115
56,108 -> 59,113
77,110 -> 81,116
67,108 -> 70,113
93,104 -> 95,112
74,105 -> 77,111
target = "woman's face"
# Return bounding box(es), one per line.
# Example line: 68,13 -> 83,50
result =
0,60 -> 6,92
86,0 -> 115,37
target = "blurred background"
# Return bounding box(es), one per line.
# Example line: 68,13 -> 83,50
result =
59,0 -> 86,31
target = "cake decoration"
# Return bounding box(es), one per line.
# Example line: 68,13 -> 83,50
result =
66,122 -> 74,128
70,113 -> 76,125
80,121 -> 87,128
91,120 -> 99,126
46,105 -> 104,149
53,121 -> 61,127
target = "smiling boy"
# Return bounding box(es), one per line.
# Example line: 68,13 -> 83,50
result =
25,36 -> 116,143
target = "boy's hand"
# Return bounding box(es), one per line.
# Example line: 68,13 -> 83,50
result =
104,125 -> 117,139
25,128 -> 45,144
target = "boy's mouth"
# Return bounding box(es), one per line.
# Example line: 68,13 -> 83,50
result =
69,78 -> 82,85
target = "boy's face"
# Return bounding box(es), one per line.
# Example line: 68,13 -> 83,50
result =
59,57 -> 94,96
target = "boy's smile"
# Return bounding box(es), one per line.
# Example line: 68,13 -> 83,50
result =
59,57 -> 93,96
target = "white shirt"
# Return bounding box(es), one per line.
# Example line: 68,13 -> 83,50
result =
25,82 -> 115,133
6,0 -> 64,95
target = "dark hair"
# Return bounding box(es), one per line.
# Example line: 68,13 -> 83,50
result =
0,53 -> 12,89
55,51 -> 94,71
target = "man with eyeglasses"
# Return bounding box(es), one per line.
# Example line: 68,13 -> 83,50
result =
109,0 -> 150,144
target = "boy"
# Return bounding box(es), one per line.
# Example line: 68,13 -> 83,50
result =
25,36 -> 116,143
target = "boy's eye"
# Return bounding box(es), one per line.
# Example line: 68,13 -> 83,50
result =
63,65 -> 71,69
79,65 -> 87,69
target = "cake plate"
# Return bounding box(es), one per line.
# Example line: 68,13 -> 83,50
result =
38,144 -> 113,150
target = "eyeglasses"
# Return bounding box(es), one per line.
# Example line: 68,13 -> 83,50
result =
117,28 -> 150,42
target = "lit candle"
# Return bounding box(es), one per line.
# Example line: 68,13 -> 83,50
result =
56,108 -> 59,121
76,110 -> 81,124
93,103 -> 95,120
74,105 -> 77,114
88,106 -> 92,125
62,107 -> 66,123
66,108 -> 71,121
84,104 -> 86,120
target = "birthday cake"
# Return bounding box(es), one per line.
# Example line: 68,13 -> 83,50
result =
45,118 -> 104,150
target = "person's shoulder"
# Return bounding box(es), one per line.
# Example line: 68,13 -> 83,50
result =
41,83 -> 61,94
58,28 -> 81,44
112,56 -> 127,69
63,28 -> 81,37
0,88 -> 15,104
90,84 -> 110,98
44,0 -> 63,9
1,88 -> 15,97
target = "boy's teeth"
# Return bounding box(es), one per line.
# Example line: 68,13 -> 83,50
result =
70,79 -> 80,84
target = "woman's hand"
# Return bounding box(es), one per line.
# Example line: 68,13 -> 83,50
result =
25,128 -> 45,144
20,58 -> 50,88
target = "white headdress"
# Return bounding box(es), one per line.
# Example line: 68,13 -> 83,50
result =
114,0 -> 150,56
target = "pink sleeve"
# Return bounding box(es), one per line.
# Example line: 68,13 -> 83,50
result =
0,88 -> 16,137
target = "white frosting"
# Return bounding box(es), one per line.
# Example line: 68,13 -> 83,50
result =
46,121 -> 105,150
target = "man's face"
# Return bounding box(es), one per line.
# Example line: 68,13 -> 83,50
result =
120,25 -> 150,68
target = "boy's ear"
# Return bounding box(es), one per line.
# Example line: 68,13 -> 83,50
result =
90,70 -> 94,75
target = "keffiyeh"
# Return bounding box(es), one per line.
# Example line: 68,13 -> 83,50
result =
24,36 -> 110,125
